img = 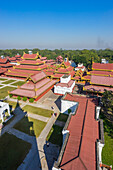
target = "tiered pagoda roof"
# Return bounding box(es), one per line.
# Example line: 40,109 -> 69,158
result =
10,71 -> 57,99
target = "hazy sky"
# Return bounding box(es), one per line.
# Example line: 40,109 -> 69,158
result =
0,0 -> 113,49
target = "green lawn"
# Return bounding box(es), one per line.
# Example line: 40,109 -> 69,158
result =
102,133 -> 113,166
2,79 -> 16,84
0,86 -> 16,99
0,85 -> 3,87
57,113 -> 68,122
46,125 -> 63,147
11,81 -> 25,86
23,105 -> 53,118
100,110 -> 113,166
0,133 -> 31,170
0,78 -> 7,81
14,116 -> 46,137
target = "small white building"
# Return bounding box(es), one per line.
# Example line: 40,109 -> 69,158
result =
101,58 -> 108,64
54,75 -> 75,95
0,102 -> 11,122
75,63 -> 85,71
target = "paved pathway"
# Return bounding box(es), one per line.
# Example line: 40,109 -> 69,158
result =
28,113 -> 49,122
37,115 -> 56,170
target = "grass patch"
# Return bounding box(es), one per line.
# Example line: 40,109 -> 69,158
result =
0,86 -> 16,99
0,78 -> 7,81
0,85 -> 3,87
47,125 -> 63,147
23,105 -> 53,118
2,79 -> 16,84
14,116 -> 46,137
0,132 -> 31,170
57,113 -> 68,122
102,132 -> 113,166
100,110 -> 113,166
11,81 -> 25,86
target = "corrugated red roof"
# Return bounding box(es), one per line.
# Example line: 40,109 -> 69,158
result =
84,85 -> 113,93
60,94 -> 99,170
92,63 -> 113,71
91,75 -> 113,86
56,80 -> 74,88
89,70 -> 113,76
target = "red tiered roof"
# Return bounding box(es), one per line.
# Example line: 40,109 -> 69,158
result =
69,70 -> 75,77
21,78 -> 50,90
9,57 -> 16,61
19,59 -> 44,65
52,73 -> 64,78
60,94 -> 99,170
0,58 -> 8,64
5,72 -> 30,78
43,71 -> 54,76
0,68 -> 7,74
56,80 -> 74,88
15,55 -> 21,58
15,65 -> 38,70
92,63 -> 113,71
84,85 -> 113,93
7,68 -> 40,74
10,79 -> 57,98
29,72 -> 46,83
22,53 -> 37,59
0,63 -> 13,67
91,75 -> 113,86
82,75 -> 91,80
64,61 -> 70,67
40,57 -> 47,60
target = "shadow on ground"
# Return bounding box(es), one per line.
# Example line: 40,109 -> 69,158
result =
0,100 -> 42,170
54,96 -> 62,111
44,141 -> 60,170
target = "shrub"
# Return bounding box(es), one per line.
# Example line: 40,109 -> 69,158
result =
29,98 -> 34,103
17,96 -> 21,100
9,94 -> 13,98
68,109 -> 71,114
23,97 -> 27,101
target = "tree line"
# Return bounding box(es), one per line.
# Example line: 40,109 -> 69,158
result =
0,48 -> 113,68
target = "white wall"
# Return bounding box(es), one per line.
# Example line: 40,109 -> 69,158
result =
60,75 -> 71,83
54,81 -> 75,95
61,99 -> 78,114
